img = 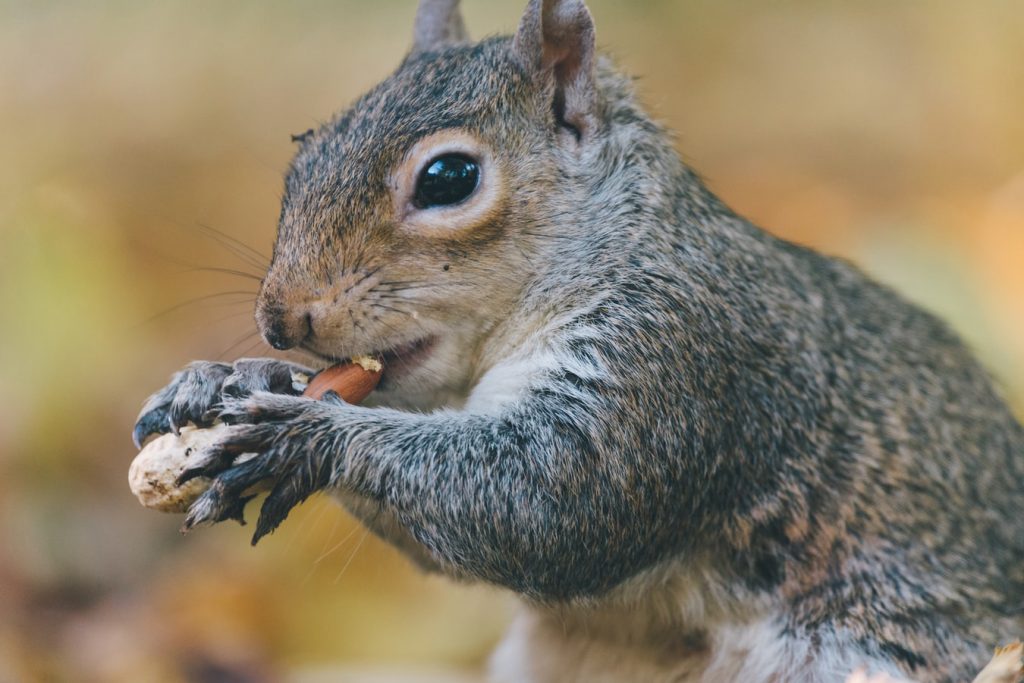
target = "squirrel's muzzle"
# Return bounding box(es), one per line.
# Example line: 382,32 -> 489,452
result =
257,303 -> 311,351
255,278 -> 314,351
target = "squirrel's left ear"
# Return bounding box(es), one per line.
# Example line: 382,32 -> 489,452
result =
411,0 -> 470,54
513,0 -> 597,139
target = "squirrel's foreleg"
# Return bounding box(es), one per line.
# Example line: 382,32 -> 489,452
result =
185,373 -> 665,601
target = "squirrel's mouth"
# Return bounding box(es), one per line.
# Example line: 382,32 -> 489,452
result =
376,336 -> 437,383
305,335 -> 438,385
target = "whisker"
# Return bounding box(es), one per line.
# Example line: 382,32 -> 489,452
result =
216,329 -> 261,360
148,250 -> 266,285
285,494 -> 332,563
333,528 -> 370,585
372,303 -> 413,317
312,519 -> 362,571
195,222 -> 270,271
373,293 -> 419,304
308,502 -> 346,563
376,279 -> 471,293
376,280 -> 435,289
139,291 -> 257,326
218,309 -> 259,323
237,336 -> 272,359
183,266 -> 264,282
521,229 -> 574,242
344,265 -> 384,294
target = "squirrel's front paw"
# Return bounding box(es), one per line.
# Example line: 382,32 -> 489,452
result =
180,392 -> 342,543
133,359 -> 310,448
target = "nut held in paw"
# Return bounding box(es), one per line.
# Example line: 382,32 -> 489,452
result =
129,357 -> 382,512
129,423 -> 234,513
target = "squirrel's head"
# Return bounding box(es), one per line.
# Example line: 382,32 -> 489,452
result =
257,0 -> 608,405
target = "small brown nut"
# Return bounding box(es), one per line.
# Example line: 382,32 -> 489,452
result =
303,356 -> 382,401
129,358 -> 383,513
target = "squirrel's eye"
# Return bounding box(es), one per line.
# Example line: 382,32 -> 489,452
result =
413,154 -> 480,209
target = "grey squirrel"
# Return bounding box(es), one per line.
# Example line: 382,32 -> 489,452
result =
132,0 -> 1024,681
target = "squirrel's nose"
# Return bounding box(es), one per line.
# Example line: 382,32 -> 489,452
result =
258,306 -> 312,351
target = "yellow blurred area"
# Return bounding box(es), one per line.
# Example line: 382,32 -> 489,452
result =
0,1 -> 1021,681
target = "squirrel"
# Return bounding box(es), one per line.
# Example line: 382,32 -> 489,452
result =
132,1 -> 1024,681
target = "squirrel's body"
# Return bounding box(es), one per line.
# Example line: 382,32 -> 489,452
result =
134,2 -> 1024,681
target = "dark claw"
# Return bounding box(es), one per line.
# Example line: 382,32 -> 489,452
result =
177,425 -> 276,485
169,396 -> 215,434
167,363 -> 234,433
155,385 -> 333,541
217,396 -> 281,425
181,494 -> 254,533
131,360 -> 314,453
133,379 -> 182,448
252,478 -> 313,545
215,398 -> 251,425
183,451 -> 281,531
133,409 -> 171,449
321,390 -> 344,405
176,450 -> 232,486
223,493 -> 256,525
224,359 -> 303,398
220,378 -> 247,398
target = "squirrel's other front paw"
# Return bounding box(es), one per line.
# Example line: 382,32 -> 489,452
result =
133,359 -> 310,448
180,392 -> 341,543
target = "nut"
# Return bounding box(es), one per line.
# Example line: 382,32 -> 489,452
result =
129,357 -> 382,513
302,356 -> 382,401
128,423 -> 235,513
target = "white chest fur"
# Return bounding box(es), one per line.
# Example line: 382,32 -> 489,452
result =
487,602 -> 906,683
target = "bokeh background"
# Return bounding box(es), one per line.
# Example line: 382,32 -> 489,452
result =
1,1 -> 1022,681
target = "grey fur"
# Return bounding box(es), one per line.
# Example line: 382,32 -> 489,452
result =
411,0 -> 469,54
134,2 -> 1023,681
134,358 -> 311,448
514,0 -> 597,136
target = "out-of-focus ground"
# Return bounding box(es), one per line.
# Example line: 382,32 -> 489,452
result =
0,1 -> 1021,681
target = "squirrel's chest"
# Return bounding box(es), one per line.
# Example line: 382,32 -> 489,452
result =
487,607 -> 898,683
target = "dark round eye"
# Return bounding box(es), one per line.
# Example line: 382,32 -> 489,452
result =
413,154 -> 480,209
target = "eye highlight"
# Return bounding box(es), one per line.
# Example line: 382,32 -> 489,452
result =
413,154 -> 480,209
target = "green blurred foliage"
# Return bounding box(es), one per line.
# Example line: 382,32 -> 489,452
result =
0,1 -> 1021,681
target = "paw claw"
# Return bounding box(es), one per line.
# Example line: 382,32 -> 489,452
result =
181,497 -> 216,532
252,499 -> 288,545
135,360 -> 315,453
132,411 -> 169,449
251,473 -> 322,545
145,379 -> 338,541
176,464 -> 211,486
226,494 -> 256,526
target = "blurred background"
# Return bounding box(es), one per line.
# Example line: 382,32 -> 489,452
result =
1,1 -> 1022,681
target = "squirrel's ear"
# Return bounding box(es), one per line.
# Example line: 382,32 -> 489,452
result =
411,0 -> 470,53
513,0 -> 597,139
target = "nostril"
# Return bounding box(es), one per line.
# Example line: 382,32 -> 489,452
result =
265,324 -> 294,351
257,301 -> 314,351
260,307 -> 300,351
